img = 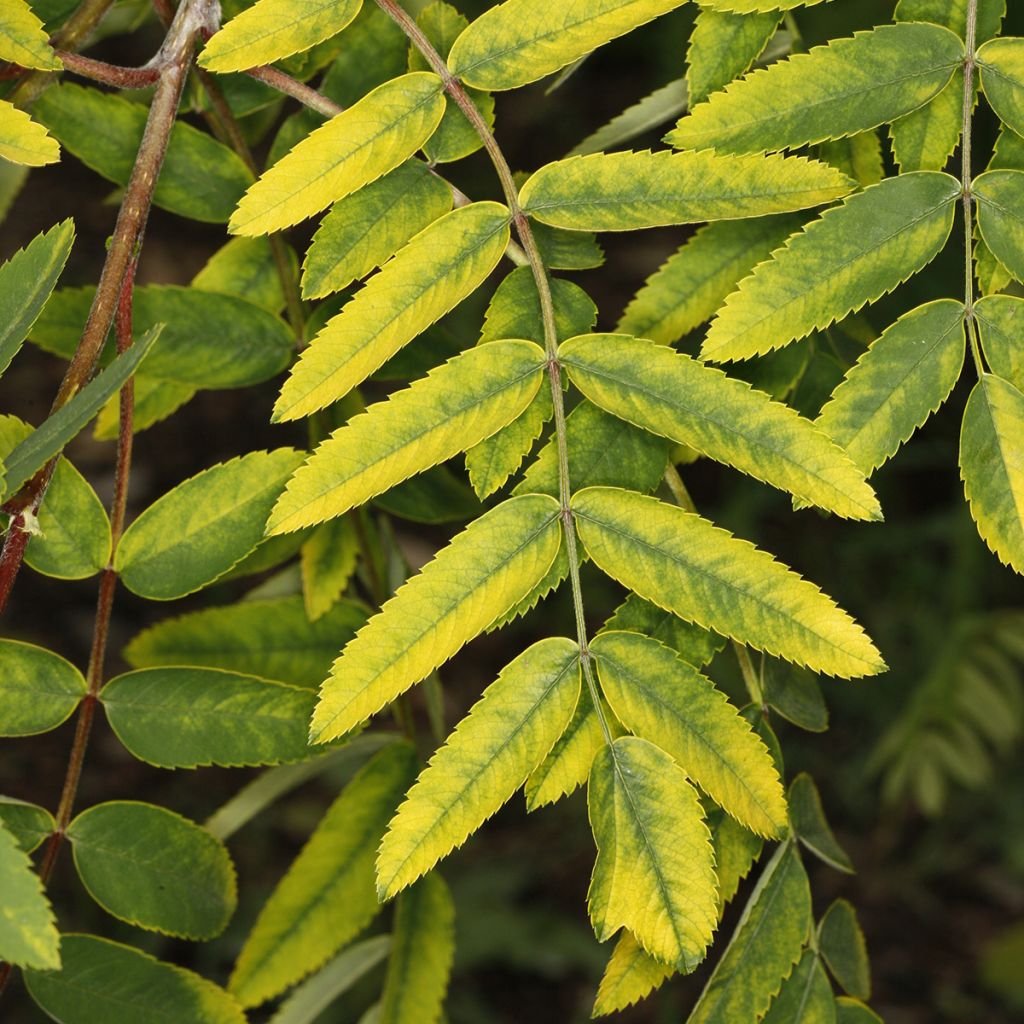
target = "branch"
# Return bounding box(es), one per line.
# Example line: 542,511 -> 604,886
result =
962,0 -> 985,375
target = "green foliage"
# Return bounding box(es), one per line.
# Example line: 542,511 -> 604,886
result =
0,639 -> 87,736
819,899 -> 871,1001
0,819 -> 59,969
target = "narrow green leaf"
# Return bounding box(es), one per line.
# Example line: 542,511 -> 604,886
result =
819,899 -> 871,1000
519,150 -> 853,231
448,0 -> 688,91
0,219 -> 73,377
230,72 -> 445,236
269,340 -> 546,534
229,742 -> 416,1007
592,630 -> 787,837
762,948 -> 837,1024
788,772 -> 854,873
572,487 -> 884,678
703,172 -> 960,362
302,517 -> 359,620
688,842 -> 812,1024
560,333 -> 880,520
588,735 -> 718,965
275,202 -> 510,421
378,638 -> 580,897
379,873 -> 455,1024
667,24 -> 963,153
593,930 -> 675,1017
0,797 -> 55,854
0,638 -> 87,736
0,0 -> 62,69
764,667 -> 829,733
687,8 -> 780,106
115,448 -> 304,600
974,169 -> 1024,281
0,819 -> 59,969
311,493 -> 562,743
979,37 -> 1024,139
25,934 -> 246,1024
816,299 -> 966,474
302,160 -> 452,299
617,215 -> 800,346
960,373 -> 1024,575
569,79 -> 689,157
33,84 -> 252,222
67,801 -> 236,940
101,668 -> 318,769
976,294 -> 1024,390
603,593 -> 725,668
0,98 -> 59,166
2,324 -> 160,499
200,0 -> 362,72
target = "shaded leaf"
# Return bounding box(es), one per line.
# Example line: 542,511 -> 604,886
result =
819,899 -> 871,1000
788,772 -> 854,873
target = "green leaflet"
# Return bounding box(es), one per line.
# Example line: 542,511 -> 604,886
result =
820,132 -> 885,187
0,219 -> 73,378
816,300 -> 966,474
193,236 -> 296,314
979,38 -> 1024,138
603,593 -> 725,668
572,487 -> 884,678
617,215 -> 800,346
302,161 -> 453,299
686,8 -> 781,107
0,0 -> 61,69
448,0 -> 688,91
375,465 -> 483,524
229,743 -> 416,1007
696,0 -> 830,9
268,340 -> 546,534
976,295 -> 1024,390
33,84 -> 251,222
762,948 -> 836,1024
124,596 -> 367,688
559,333 -> 880,520
569,79 -> 690,158
519,150 -> 853,231
974,169 -> 1024,281
0,798 -> 54,854
1,325 -> 160,499
115,449 -> 304,600
688,842 -> 812,1024
229,73 -> 445,236
25,934 -> 246,1024
835,998 -> 883,1024
302,517 -> 359,620
708,805 -> 763,910
311,494 -> 562,743
588,735 -> 718,965
0,818 -> 59,969
894,0 -> 1006,40
788,773 -> 854,873
377,638 -> 580,898
275,202 -> 510,421
765,667 -> 829,733
702,172 -> 960,362
378,873 -> 454,1024
591,631 -> 787,837
890,73 -> 964,174
0,415 -> 111,581
960,373 -> 1024,575
199,0 -> 362,72
67,802 -> 235,940
0,638 -> 87,736
0,99 -> 59,166
819,899 -> 871,1000
269,937 -> 391,1024
94,377 -> 195,440
593,930 -> 675,1017
666,24 -> 963,154
101,668 -> 318,769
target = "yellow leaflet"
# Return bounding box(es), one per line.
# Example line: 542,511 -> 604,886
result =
0,0 -> 61,70
0,100 -> 59,167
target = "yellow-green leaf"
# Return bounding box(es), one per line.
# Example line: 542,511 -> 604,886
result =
960,373 -> 1024,575
0,818 -> 59,969
311,494 -> 562,743
974,168 -> 1024,282
519,150 -> 852,231
593,930 -> 675,1017
976,294 -> 1024,390
559,333 -> 880,520
0,99 -> 59,167
268,340 -> 545,534
572,487 -> 884,678
229,72 -> 445,236
686,7 -> 781,107
890,72 -> 964,173
978,37 -> 1024,139
448,0 -> 688,91
377,638 -> 580,898
588,735 -> 718,965
200,0 -> 362,73
702,172 -> 960,362
0,638 -> 87,737
762,948 -> 836,1024
0,0 -> 61,70
274,202 -> 510,421
592,631 -> 787,837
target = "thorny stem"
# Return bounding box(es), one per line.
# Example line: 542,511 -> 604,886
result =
374,0 -> 612,744
0,0 -> 215,614
962,0 -> 985,376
